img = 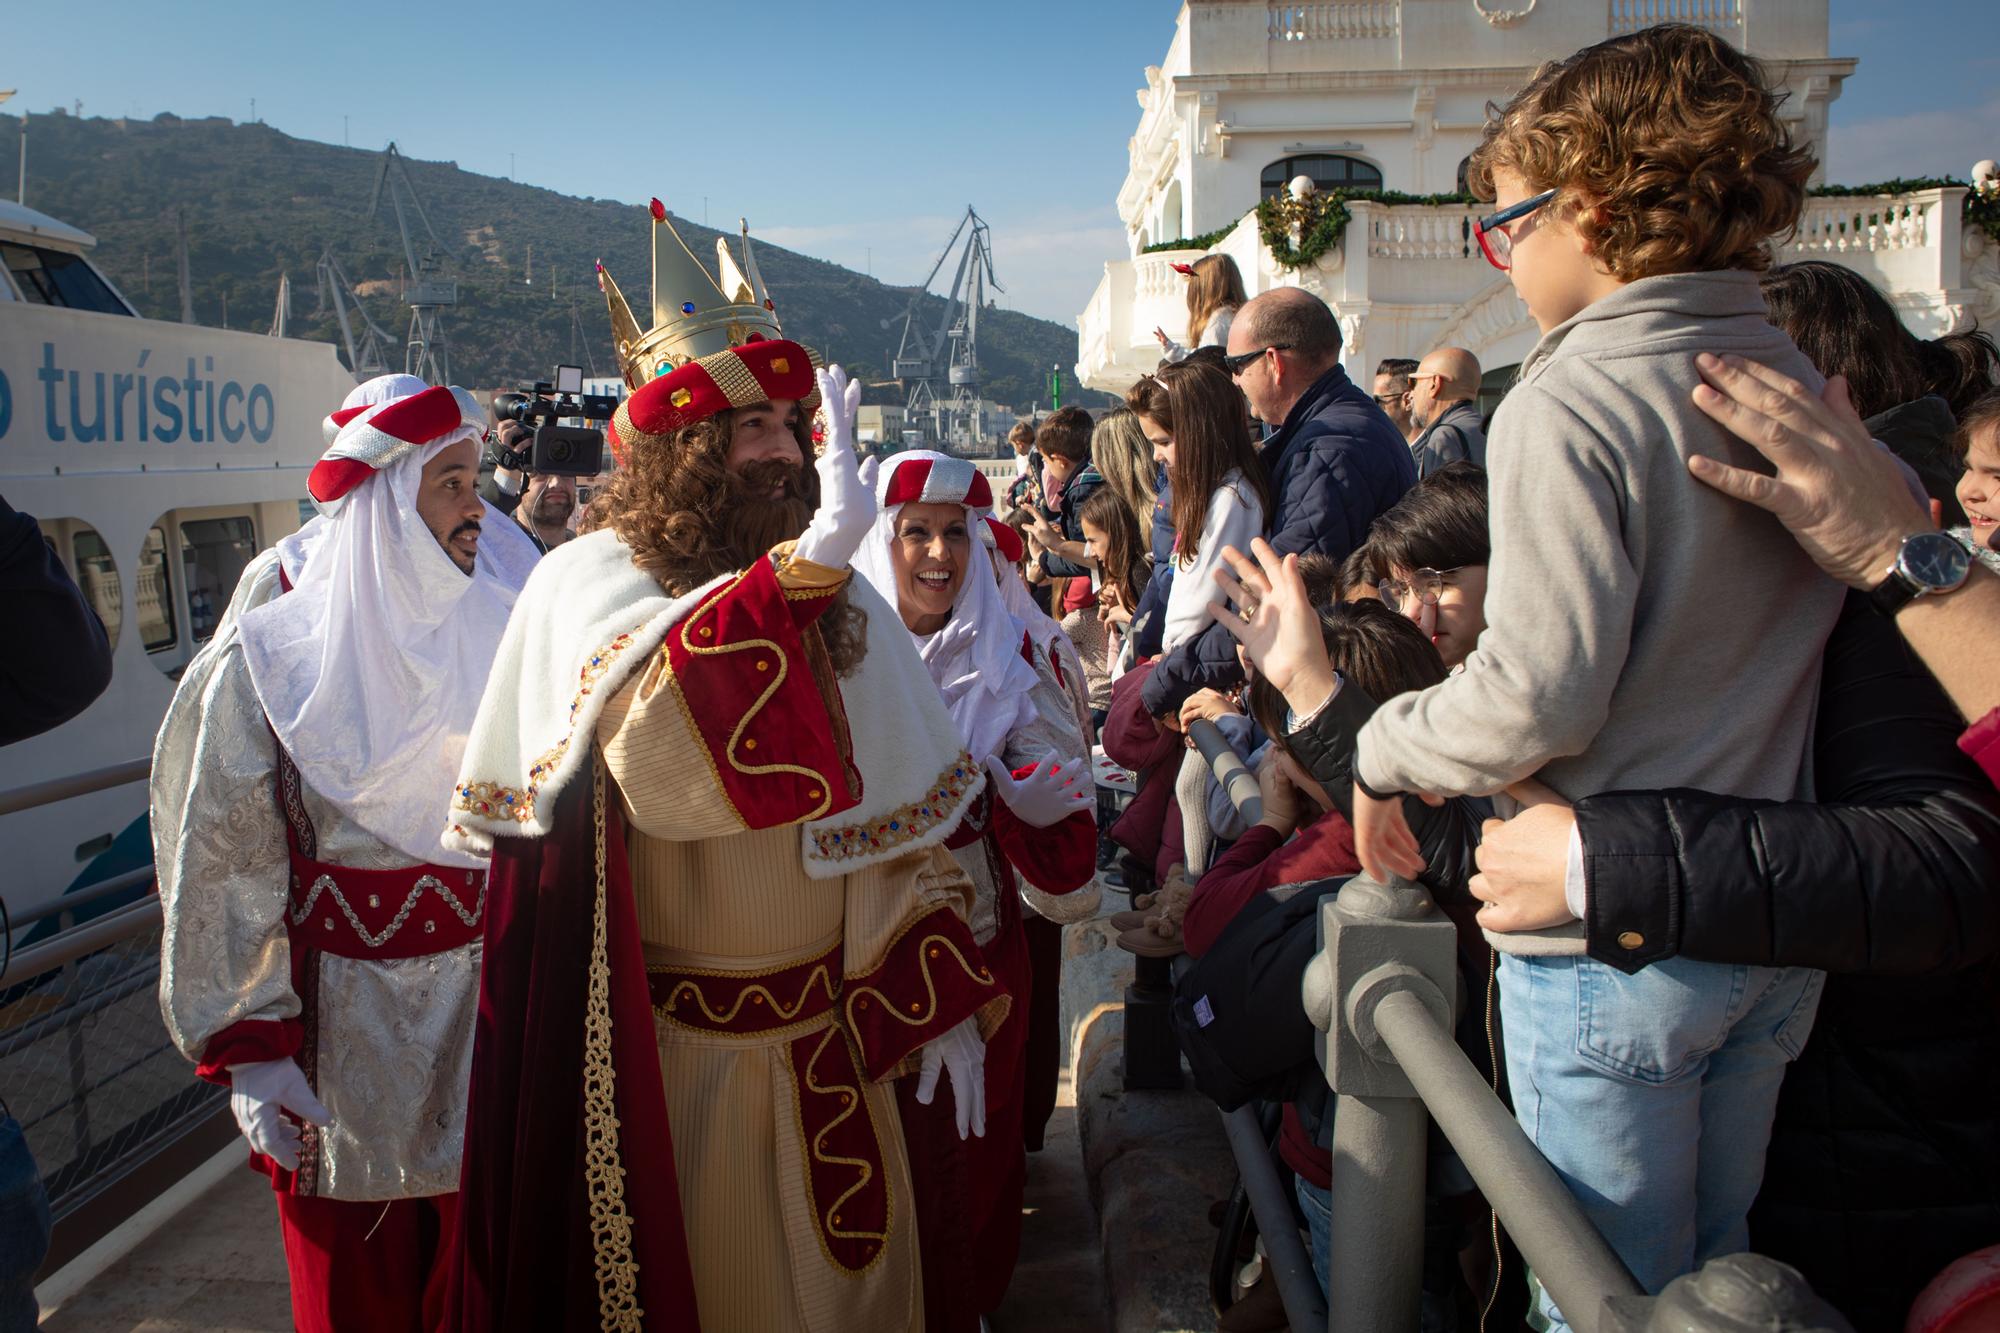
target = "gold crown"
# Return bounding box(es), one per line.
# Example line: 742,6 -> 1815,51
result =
598,201 -> 784,391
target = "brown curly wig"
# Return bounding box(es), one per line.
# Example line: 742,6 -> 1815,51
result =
1466,23 -> 1815,281
596,408 -> 869,676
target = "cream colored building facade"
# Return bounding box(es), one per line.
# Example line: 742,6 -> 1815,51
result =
1077,0 -> 1992,394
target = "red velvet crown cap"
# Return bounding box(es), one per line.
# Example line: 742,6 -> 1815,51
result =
608,338 -> 819,465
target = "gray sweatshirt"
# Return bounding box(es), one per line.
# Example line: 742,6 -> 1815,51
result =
1357,270 -> 1844,843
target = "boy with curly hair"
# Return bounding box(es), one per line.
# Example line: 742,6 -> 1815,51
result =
1347,24 -> 1843,1325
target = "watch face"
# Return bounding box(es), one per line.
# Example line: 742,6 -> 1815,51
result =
1902,531 -> 1971,592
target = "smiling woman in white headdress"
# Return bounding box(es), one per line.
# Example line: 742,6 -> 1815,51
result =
850,449 -> 1100,1327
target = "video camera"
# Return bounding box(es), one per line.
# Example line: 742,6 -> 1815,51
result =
491,365 -> 618,477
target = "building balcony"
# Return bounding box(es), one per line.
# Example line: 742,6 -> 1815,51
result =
1076,186 -> 1978,395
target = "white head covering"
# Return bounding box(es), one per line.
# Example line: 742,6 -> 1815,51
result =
275,374 -> 434,581
238,382 -> 537,868
851,451 -> 1037,766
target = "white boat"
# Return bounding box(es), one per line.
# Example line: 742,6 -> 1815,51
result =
0,198 -> 358,923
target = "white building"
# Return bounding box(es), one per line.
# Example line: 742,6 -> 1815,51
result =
1077,0 -> 1993,394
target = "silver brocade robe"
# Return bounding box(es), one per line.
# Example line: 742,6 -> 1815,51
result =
152,552 -> 478,1201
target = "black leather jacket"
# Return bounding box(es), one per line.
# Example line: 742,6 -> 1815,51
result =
1576,591 -> 2000,975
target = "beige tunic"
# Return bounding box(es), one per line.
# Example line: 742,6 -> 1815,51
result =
598,650 -> 1000,1333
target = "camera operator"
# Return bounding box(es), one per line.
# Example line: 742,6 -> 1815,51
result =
481,407 -> 577,554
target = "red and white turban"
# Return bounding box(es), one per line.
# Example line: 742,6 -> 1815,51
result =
850,450 -> 1036,766
308,382 -> 488,514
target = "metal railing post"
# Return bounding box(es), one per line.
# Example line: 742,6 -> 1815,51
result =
1301,871 -> 1460,1331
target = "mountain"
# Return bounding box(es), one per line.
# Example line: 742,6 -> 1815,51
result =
2,110 -> 1107,413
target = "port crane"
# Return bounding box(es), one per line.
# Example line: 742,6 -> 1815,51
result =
887,206 -> 1000,452
312,246 -> 396,379
366,142 -> 455,385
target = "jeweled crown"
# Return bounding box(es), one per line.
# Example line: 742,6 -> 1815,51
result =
598,200 -> 783,391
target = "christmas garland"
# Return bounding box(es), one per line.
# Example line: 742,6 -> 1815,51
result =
1139,224 -> 1238,254
1256,189 -> 1478,270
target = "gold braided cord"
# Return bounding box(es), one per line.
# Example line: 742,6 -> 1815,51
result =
584,760 -> 644,1329
705,348 -> 767,409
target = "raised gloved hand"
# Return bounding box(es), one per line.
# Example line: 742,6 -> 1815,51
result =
915,1015 -> 987,1140
984,752 -> 1092,829
227,1057 -> 330,1171
791,365 -> 874,570
858,453 -> 881,495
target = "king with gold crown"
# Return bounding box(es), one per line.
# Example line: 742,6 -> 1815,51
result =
441,201 -> 1007,1332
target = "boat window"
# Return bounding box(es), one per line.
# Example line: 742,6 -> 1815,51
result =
0,242 -> 130,314
67,526 -> 123,652
179,516 -> 258,645
1259,154 -> 1384,200
137,526 -> 177,656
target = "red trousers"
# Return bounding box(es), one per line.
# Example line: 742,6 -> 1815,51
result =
276,1190 -> 458,1333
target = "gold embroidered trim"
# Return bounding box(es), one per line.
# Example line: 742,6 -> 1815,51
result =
675,579 -> 836,820
584,761 -> 643,1330
810,752 -> 976,863
843,925 -> 997,1070
652,961 -> 837,1028
452,633 -> 639,824
784,1026 -> 892,1277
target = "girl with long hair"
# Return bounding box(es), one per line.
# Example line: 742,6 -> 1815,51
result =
1079,486 -> 1150,696
1154,253 -> 1247,362
1089,408 -> 1159,535
1125,357 -> 1271,652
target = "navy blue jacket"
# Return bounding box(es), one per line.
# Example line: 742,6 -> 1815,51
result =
1037,462 -> 1106,581
2,494 -> 114,745
1140,363 -> 1414,715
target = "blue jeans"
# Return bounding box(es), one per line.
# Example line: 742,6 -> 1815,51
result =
1295,1175 -> 1332,1298
1499,953 -> 1823,1332
0,1115 -> 49,1333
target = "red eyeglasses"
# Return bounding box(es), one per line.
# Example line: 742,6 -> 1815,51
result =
1472,190 -> 1557,271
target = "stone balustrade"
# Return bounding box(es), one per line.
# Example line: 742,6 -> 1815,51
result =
1366,205 -> 1482,262
1608,0 -> 1741,34
1076,187 -> 1968,393
1267,2 -> 1401,42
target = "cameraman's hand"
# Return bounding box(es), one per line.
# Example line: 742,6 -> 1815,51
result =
793,366 -> 875,570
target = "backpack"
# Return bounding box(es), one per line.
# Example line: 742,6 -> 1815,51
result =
1170,874 -> 1353,1111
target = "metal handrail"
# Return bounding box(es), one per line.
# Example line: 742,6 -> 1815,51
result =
0,757 -> 151,818
10,865 -> 156,931
1,897 -> 160,990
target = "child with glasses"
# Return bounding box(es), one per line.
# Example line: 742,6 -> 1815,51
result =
1345,25 -> 1844,1328
1367,462 -> 1490,671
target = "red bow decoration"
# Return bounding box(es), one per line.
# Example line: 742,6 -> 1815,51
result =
1170,262 -> 1196,275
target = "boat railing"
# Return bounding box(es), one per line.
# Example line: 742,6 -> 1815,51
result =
1,757 -> 233,1278
1180,719 -> 1847,1332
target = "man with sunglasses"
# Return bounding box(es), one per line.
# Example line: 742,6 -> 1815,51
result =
1405,346 -> 1487,478
1140,286 -> 1413,721
1372,357 -> 1421,443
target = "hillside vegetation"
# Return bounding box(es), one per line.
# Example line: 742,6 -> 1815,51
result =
3,111 -> 1100,410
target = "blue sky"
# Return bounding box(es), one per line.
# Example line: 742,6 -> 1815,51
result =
11,0 -> 1997,323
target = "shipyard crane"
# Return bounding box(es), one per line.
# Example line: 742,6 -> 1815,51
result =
366,141 -> 455,385
313,246 -> 396,379
886,207 -> 1001,452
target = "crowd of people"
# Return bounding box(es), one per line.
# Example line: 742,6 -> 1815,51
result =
94,17 -> 2000,1333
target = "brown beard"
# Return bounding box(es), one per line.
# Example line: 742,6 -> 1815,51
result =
596,414 -> 868,676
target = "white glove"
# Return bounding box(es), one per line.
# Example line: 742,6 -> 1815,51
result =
984,752 -> 1093,829
858,453 -> 881,495
915,1015 -> 987,1140
227,1057 -> 330,1171
791,365 -> 875,570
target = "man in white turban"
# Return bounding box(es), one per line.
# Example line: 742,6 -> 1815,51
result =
150,374 -> 537,1333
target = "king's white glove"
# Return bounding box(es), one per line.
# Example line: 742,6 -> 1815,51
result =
858,453 -> 881,495
227,1057 -> 330,1171
792,365 -> 874,570
915,1015 -> 987,1140
984,753 -> 1093,828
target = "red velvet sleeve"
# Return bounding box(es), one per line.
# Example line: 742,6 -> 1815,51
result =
1183,825 -> 1286,959
842,904 -> 1008,1082
990,775 -> 1097,895
195,1017 -> 304,1084
1961,708 -> 2000,791
1102,660 -> 1179,771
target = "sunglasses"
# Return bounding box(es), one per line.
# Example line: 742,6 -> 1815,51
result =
1473,189 -> 1558,271
1223,344 -> 1290,375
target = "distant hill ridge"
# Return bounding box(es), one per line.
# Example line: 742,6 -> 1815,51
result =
2,110 -> 1099,412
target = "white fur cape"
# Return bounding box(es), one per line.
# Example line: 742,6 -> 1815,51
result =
442,529 -> 982,879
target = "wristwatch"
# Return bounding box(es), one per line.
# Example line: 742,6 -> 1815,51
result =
1867,531 -> 1971,616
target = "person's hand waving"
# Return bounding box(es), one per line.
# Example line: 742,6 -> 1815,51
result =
792,365 -> 874,569
1209,539 -> 1336,717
